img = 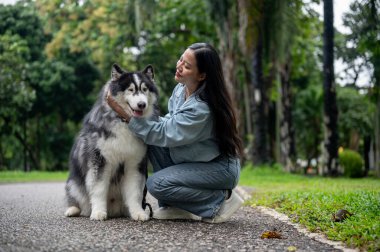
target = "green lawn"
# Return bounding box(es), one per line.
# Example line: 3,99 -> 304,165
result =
0,171 -> 68,183
240,164 -> 380,252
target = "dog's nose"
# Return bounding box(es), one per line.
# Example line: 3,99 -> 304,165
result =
137,102 -> 146,109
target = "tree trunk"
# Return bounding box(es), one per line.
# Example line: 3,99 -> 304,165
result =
237,0 -> 255,161
375,90 -> 380,177
363,136 -> 371,177
267,66 -> 278,163
218,19 -> 235,100
251,32 -> 269,164
15,130 -> 38,172
237,0 -> 252,157
280,60 -> 296,172
321,0 -> 339,176
0,136 -> 4,170
211,1 -> 241,138
372,47 -> 380,176
23,118 -> 30,172
348,130 -> 360,151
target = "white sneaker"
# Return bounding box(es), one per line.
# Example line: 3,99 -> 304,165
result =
153,207 -> 202,221
203,190 -> 244,223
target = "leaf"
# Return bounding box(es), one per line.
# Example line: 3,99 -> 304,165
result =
260,230 -> 283,239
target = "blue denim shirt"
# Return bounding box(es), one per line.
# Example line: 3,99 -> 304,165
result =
128,83 -> 220,164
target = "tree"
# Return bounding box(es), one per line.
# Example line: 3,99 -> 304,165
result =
341,0 -> 380,176
1,2 -> 99,171
0,2 -> 46,61
206,0 -> 239,112
237,0 -> 303,167
321,0 -> 339,176
266,1 -> 302,171
0,2 -> 46,171
290,5 -> 324,172
0,33 -> 35,171
140,0 -> 217,112
237,0 -> 269,165
26,56 -> 98,170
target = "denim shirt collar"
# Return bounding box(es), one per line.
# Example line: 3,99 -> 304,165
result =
177,83 -> 206,100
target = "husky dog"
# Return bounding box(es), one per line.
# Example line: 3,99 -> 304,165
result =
64,64 -> 158,221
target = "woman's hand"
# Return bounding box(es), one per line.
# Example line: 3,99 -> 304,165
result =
106,91 -> 132,123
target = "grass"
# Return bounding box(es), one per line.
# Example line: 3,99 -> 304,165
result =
0,170 -> 68,183
239,164 -> 380,252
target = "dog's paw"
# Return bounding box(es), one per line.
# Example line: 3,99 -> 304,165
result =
130,209 -> 149,221
90,210 -> 107,221
65,206 -> 81,217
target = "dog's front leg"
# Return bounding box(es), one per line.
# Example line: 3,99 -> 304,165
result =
122,165 -> 149,221
86,168 -> 111,221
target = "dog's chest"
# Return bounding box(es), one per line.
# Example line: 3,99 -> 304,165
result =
97,122 -> 146,162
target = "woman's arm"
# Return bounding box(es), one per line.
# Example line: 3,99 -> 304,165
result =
128,103 -> 213,147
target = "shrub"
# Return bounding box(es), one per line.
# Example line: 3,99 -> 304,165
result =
339,150 -> 364,178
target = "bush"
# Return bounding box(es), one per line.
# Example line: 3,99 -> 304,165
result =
339,150 -> 364,178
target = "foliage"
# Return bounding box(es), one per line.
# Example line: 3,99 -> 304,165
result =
37,0 -> 138,81
0,3 -> 42,171
341,0 -> 379,85
341,0 -> 380,176
293,85 -> 323,161
0,2 -> 98,171
0,33 -> 35,132
0,0 -> 377,173
337,86 -> 375,146
339,149 -> 364,178
240,165 -> 380,251
0,2 -> 47,61
140,0 -> 217,112
289,6 -> 323,165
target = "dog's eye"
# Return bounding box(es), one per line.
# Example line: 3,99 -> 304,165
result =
128,88 -> 134,92
142,87 -> 148,92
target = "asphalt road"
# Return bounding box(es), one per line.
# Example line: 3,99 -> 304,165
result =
0,182 -> 342,251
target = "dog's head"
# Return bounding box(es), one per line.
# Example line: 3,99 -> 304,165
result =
108,64 -> 158,118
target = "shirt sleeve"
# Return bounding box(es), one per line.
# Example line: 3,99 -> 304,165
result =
128,102 -> 213,147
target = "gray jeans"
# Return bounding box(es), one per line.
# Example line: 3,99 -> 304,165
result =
146,146 -> 240,218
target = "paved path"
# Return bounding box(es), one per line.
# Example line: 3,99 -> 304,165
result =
0,182 -> 342,251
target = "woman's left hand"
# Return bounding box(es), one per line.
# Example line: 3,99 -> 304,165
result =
106,90 -> 132,123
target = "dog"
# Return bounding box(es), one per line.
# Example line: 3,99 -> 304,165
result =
64,64 -> 158,221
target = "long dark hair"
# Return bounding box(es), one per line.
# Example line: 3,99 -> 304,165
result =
188,43 -> 243,158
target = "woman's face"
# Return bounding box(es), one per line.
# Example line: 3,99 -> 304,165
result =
175,49 -> 205,91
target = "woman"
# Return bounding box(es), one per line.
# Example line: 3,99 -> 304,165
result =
107,42 -> 243,223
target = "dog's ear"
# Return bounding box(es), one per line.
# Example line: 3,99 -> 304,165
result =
143,65 -> 154,80
111,63 -> 124,81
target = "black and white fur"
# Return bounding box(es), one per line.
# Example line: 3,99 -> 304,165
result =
64,64 -> 158,221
